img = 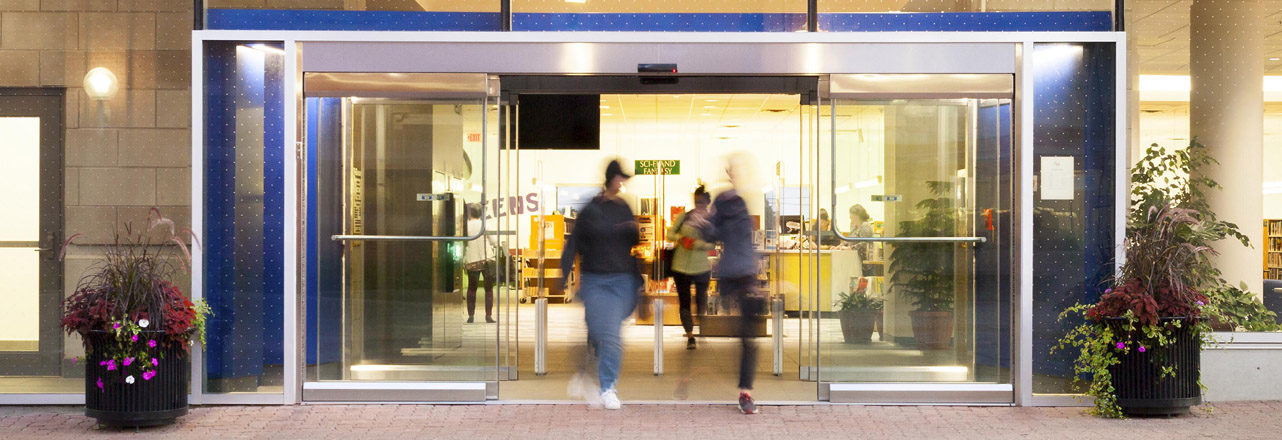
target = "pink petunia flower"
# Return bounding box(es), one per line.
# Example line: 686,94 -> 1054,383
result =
99,360 -> 106,366
1116,342 -> 1125,350
148,339 -> 157,348
123,357 -> 132,367
152,358 -> 159,366
113,322 -> 121,330
1138,346 -> 1147,353
106,360 -> 116,371
96,377 -> 104,391
131,334 -> 138,342
142,371 -> 155,381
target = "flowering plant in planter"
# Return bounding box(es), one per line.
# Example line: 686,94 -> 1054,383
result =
60,209 -> 210,392
1054,140 -> 1249,417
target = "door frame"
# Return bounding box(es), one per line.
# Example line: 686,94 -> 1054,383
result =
185,32 -> 1127,406
0,89 -> 65,376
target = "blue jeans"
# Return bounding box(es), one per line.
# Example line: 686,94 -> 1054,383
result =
579,272 -> 638,391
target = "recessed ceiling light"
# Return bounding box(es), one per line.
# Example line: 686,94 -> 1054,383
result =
700,113 -> 713,116
703,105 -> 715,109
602,113 -> 613,116
672,95 -> 681,98
705,99 -> 718,102
1271,57 -> 1281,61
600,105 -> 610,109
723,125 -> 740,128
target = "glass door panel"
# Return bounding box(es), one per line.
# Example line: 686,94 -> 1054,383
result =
312,91 -> 499,384
819,97 -> 1012,385
0,90 -> 65,388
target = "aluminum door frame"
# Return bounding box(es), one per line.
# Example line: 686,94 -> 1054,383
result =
181,31 -> 1126,406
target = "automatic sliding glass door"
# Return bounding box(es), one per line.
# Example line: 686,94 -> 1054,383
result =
305,74 -> 500,401
819,75 -> 1014,403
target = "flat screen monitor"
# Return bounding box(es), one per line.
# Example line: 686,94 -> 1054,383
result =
516,94 -> 601,150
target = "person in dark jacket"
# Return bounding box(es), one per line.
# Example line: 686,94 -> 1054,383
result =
560,159 -> 640,410
685,153 -> 763,414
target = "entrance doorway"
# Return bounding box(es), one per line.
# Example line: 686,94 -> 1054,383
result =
301,73 -> 1014,404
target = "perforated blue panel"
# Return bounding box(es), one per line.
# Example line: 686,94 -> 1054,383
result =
203,42 -> 286,392
206,9 -> 1111,32
1031,43 -> 1117,393
513,13 -> 806,32
207,10 -> 501,31
819,11 -> 1111,32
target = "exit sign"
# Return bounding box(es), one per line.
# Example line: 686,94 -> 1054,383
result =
467,133 -> 481,142
634,160 -> 680,175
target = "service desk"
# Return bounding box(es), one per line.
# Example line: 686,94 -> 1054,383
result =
761,249 -> 870,312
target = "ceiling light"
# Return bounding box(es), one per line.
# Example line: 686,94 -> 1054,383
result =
1271,58 -> 1281,61
602,113 -> 613,116
565,0 -> 586,3
672,95 -> 681,98
705,99 -> 718,102
600,105 -> 610,109
703,105 -> 715,109
723,125 -> 739,128
835,185 -> 851,195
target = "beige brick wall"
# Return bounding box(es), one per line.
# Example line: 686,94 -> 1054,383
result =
0,3 -> 193,297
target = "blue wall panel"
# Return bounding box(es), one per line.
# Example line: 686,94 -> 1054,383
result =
203,43 -> 286,391
207,9 -> 1110,32
1030,43 -> 1116,391
208,10 -> 501,31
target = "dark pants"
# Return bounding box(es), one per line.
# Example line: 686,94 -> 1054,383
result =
673,271 -> 710,334
466,261 -> 495,319
719,275 -> 765,391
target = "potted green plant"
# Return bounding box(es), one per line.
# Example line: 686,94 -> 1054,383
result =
887,181 -> 957,350
60,209 -> 209,427
1054,140 -> 1249,417
837,279 -> 884,344
1204,282 -> 1280,332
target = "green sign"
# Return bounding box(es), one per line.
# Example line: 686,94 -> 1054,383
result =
634,160 -> 680,175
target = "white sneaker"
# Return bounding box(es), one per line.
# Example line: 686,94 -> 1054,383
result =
601,389 -> 621,410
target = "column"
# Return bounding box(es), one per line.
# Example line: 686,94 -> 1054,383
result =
1190,0 -> 1265,293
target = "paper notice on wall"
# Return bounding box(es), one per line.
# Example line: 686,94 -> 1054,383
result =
1040,156 -> 1075,201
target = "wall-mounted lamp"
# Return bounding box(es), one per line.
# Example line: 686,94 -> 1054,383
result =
83,67 -> 119,101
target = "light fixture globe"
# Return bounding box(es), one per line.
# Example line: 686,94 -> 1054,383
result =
83,67 -> 119,101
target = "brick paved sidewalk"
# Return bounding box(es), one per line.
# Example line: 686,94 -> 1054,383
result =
2,401 -> 1280,440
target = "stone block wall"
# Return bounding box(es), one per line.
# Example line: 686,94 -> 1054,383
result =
0,2 -> 194,299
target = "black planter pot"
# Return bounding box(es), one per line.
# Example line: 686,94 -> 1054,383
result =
1106,317 -> 1202,416
84,330 -> 189,427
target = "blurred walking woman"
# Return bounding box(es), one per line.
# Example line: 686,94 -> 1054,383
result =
560,160 -> 641,410
667,185 -> 715,350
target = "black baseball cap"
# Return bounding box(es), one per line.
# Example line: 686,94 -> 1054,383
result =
604,159 -> 631,184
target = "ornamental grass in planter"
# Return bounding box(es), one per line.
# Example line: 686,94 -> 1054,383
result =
60,209 -> 209,428
1054,140 -> 1251,417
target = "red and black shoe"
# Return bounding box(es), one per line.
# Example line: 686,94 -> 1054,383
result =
738,392 -> 758,414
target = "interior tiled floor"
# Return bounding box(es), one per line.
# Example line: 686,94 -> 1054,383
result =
499,303 -> 816,403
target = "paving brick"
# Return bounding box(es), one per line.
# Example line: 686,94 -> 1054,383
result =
1,402 -> 1281,439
